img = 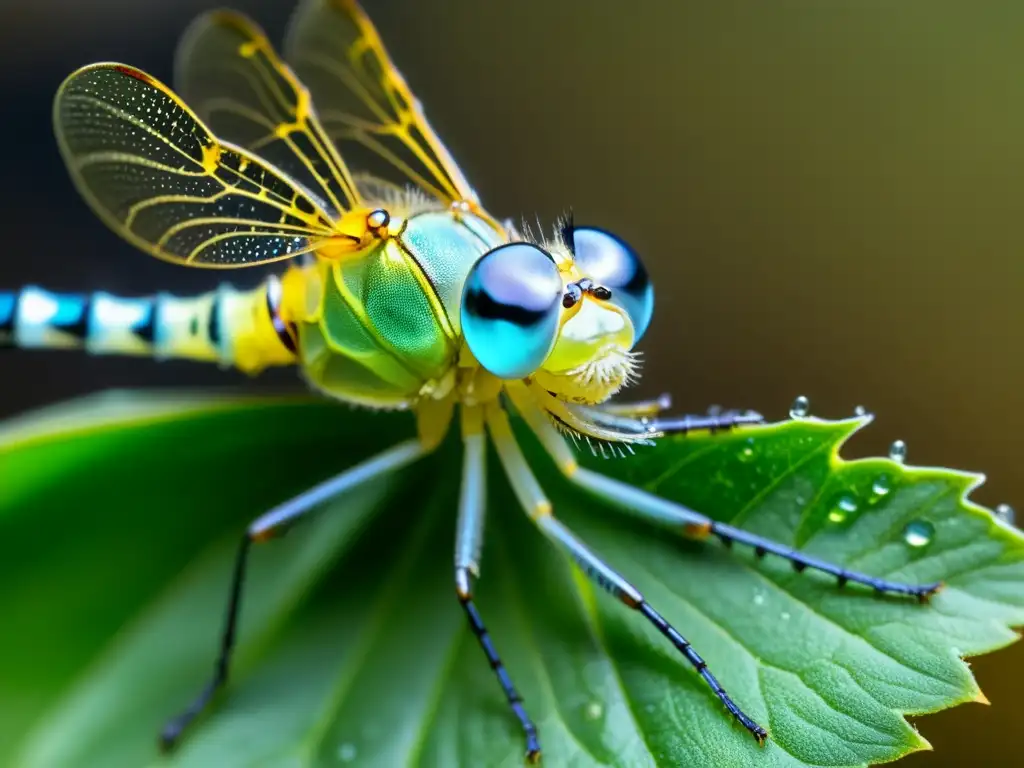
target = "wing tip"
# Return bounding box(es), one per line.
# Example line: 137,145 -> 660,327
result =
111,64 -> 155,85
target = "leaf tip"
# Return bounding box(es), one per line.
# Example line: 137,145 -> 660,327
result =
912,729 -> 934,753
972,688 -> 991,706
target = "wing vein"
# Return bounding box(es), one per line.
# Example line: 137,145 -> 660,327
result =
64,93 -> 204,170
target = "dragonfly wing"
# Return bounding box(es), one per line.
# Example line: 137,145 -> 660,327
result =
283,0 -> 480,206
54,64 -> 353,268
175,10 -> 362,219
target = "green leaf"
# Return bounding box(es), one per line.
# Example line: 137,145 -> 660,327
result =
1,391 -> 1021,767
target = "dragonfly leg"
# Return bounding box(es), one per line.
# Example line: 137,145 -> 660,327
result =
511,392 -> 942,602
567,469 -> 941,600
589,396 -> 764,436
595,393 -> 675,417
456,406 -> 540,763
159,439 -> 427,751
647,408 -> 764,435
484,404 -> 768,744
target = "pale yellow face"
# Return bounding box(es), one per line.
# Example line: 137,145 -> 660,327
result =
459,224 -> 651,402
532,255 -> 639,405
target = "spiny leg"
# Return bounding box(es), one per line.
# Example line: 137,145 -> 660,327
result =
530,385 -> 762,453
456,406 -> 540,762
160,439 -> 427,751
510,390 -> 941,601
573,472 -> 941,600
589,394 -> 764,436
484,404 -> 768,744
650,409 -> 764,435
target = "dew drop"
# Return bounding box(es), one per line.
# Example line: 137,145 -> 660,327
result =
828,493 -> 858,523
790,395 -> 810,419
854,405 -> 868,417
781,611 -> 791,621
337,743 -> 357,762
753,591 -> 765,606
996,503 -> 1015,526
645,703 -> 656,714
889,439 -> 907,464
903,520 -> 934,548
871,475 -> 891,499
738,438 -> 756,463
584,701 -> 604,720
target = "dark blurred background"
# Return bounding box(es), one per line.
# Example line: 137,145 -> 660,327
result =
0,0 -> 1021,764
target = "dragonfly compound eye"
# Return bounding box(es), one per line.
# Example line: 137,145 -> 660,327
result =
570,226 -> 654,343
461,243 -> 563,379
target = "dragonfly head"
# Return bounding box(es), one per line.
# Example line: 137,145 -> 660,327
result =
461,223 -> 654,404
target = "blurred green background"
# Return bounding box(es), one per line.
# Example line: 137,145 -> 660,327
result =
0,0 -> 1020,764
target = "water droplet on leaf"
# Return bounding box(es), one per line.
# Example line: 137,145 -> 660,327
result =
996,503 -> 1015,526
790,395 -> 810,419
753,591 -> 765,606
854,405 -> 867,417
903,520 -> 934,548
871,475 -> 891,499
338,743 -> 357,762
738,438 -> 756,462
828,493 -> 858,523
889,439 -> 907,464
585,701 -> 604,720
781,611 -> 791,621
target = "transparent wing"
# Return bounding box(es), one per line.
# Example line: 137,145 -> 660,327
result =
54,64 -> 359,268
175,11 -> 362,219
283,0 -> 479,205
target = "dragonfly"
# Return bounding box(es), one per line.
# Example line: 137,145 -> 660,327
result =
0,0 -> 942,761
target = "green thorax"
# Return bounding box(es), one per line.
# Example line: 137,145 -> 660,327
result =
298,209 -> 504,408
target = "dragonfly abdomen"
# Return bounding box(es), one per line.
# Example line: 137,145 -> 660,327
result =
0,280 -> 297,374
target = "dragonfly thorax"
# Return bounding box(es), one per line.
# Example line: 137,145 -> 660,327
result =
292,206 -> 505,410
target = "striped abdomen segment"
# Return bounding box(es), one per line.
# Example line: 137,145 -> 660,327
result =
0,278 -> 297,374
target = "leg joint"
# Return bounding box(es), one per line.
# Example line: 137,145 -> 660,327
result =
455,566 -> 473,601
247,526 -> 272,543
683,521 -> 712,539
